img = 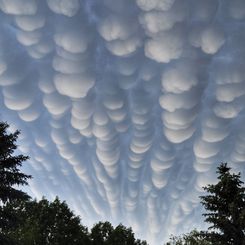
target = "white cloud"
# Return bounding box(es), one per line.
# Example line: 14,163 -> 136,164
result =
18,104 -> 40,122
98,15 -> 135,42
139,1 -> 187,35
2,83 -> 34,111
54,30 -> 89,54
15,14 -> 45,31
145,28 -> 183,63
0,0 -> 37,15
200,26 -> 225,54
193,138 -> 220,159
54,73 -> 95,99
161,62 -> 198,94
43,92 -> 70,116
214,101 -> 243,119
106,36 -> 142,56
0,1 -> 244,244
47,0 -> 80,17
16,30 -> 41,46
136,0 -> 175,11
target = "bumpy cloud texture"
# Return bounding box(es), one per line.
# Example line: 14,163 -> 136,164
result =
0,0 -> 245,244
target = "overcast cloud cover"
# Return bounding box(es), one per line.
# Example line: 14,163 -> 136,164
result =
0,0 -> 245,243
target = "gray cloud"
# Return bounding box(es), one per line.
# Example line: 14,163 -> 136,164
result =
0,0 -> 245,244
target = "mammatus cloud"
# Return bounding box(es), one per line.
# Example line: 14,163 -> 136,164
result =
0,0 -> 245,244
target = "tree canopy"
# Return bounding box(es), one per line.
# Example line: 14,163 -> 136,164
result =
90,221 -> 147,245
200,163 -> 245,244
4,197 -> 147,245
4,197 -> 90,245
0,122 -> 31,243
165,230 -> 211,245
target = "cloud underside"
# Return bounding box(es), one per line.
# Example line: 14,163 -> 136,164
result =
0,0 -> 245,243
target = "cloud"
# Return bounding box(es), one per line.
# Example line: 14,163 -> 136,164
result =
43,92 -> 70,116
54,73 -> 95,98
161,62 -> 198,94
191,0 -> 218,23
15,14 -> 45,31
0,0 -> 244,244
145,27 -> 184,63
0,0 -> 37,15
139,1 -> 187,34
98,14 -> 142,57
229,0 -> 245,20
54,30 -> 89,54
136,0 -> 175,11
200,26 -> 225,54
47,0 -> 80,17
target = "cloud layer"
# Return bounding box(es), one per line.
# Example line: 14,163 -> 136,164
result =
0,0 -> 245,243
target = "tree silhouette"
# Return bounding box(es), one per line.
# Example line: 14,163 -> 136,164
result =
0,122 -> 31,243
164,230 -> 211,245
90,221 -> 148,245
5,197 -> 91,245
90,221 -> 114,244
200,163 -> 245,245
108,224 -> 139,245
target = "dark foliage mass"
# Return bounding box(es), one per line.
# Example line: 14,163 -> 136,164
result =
4,197 -> 91,245
0,122 -> 31,243
0,122 -> 31,203
3,197 -> 147,245
200,163 -> 245,245
1,121 -> 245,245
164,230 -> 211,245
90,221 -> 147,245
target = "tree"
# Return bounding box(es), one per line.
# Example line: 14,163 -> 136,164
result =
200,163 -> 245,245
90,221 -> 114,245
0,122 -> 31,243
107,224 -> 138,245
90,221 -> 148,245
5,197 -> 91,245
164,230 -> 211,245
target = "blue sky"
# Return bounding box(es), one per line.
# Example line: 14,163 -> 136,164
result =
0,0 -> 245,244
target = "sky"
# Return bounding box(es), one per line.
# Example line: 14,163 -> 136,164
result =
0,0 -> 245,244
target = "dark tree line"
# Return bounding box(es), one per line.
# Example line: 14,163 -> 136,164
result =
0,121 -> 245,245
0,122 -> 147,244
3,197 -> 147,245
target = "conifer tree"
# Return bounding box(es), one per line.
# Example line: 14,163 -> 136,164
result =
0,122 -> 31,243
200,163 -> 245,245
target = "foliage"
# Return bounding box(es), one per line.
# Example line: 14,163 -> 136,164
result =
0,122 -> 31,243
108,223 -> 147,245
90,221 -> 114,244
4,198 -> 148,245
200,163 -> 245,245
90,221 -> 148,245
165,230 -> 211,245
5,197 -> 90,245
